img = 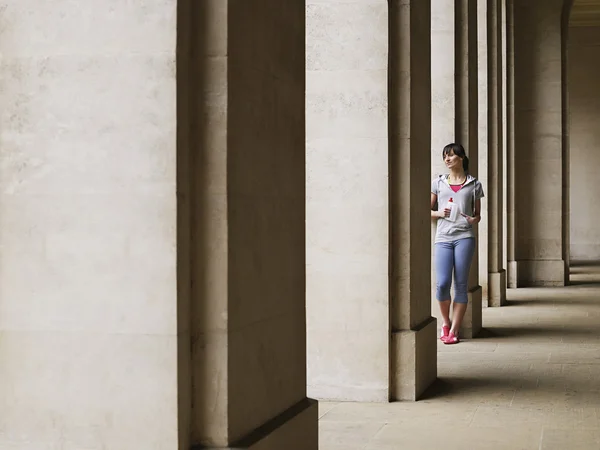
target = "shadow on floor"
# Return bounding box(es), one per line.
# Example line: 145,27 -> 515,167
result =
419,376 -> 600,405
419,377 -> 517,401
414,264 -> 600,406
476,326 -> 600,339
506,297 -> 600,306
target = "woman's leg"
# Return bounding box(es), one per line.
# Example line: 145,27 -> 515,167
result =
434,242 -> 454,329
450,238 -> 476,336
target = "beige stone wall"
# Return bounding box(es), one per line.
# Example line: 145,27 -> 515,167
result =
306,0 -> 390,401
568,26 -> 600,261
0,2 -> 179,449
512,0 -> 566,285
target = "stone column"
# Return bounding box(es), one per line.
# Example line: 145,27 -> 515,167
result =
307,0 -> 436,402
486,0 -> 508,306
566,28 -> 600,263
506,0 -> 517,288
457,0 -> 483,335
389,0 -> 437,401
431,0 -> 456,332
477,0 -> 490,306
561,0 -> 572,281
432,0 -> 482,338
501,0 -> 509,281
512,0 -> 566,287
0,2 -> 180,449
183,1 -> 317,448
306,0 -> 390,402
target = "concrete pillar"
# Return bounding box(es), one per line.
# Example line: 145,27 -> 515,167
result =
306,0 -> 390,402
561,0 -> 572,281
477,0 -> 490,306
0,2 -> 180,449
501,0 -> 509,283
181,2 -> 318,449
389,0 -> 437,401
458,0 -> 483,335
432,0 -> 482,338
506,0 -> 517,288
432,0 -> 456,332
486,0 -> 508,306
307,0 -> 436,402
431,0 -> 456,155
567,28 -> 600,262
512,0 -> 566,287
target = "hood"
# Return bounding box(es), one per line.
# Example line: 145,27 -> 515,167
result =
437,173 -> 476,187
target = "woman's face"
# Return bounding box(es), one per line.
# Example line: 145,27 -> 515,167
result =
444,150 -> 463,170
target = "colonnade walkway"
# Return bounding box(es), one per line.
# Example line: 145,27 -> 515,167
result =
318,263 -> 600,449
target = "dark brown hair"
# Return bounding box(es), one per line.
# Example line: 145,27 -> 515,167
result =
442,143 -> 469,172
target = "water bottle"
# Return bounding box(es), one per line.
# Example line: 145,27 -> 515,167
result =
446,198 -> 459,222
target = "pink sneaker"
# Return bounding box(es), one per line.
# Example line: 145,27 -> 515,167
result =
442,332 -> 460,345
440,324 -> 450,341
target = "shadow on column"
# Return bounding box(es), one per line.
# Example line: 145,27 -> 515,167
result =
176,0 -> 212,447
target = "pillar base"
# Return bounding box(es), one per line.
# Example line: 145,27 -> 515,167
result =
509,259 -> 565,287
198,399 -> 318,450
391,317 -> 437,401
488,269 -> 507,307
460,285 -> 482,339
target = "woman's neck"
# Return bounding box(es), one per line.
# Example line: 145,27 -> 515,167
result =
448,169 -> 466,183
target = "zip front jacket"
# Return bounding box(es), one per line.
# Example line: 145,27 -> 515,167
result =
431,174 -> 485,243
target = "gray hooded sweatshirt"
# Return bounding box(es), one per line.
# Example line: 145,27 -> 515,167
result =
431,174 -> 485,243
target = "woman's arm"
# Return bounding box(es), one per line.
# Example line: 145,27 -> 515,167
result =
461,198 -> 481,224
431,193 -> 442,220
473,198 -> 481,223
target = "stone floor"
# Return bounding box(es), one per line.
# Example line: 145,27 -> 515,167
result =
318,263 -> 600,449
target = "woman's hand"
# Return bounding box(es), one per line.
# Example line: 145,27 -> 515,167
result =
435,209 -> 451,219
461,213 -> 480,225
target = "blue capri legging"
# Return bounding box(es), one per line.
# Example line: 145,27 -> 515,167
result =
434,238 -> 476,304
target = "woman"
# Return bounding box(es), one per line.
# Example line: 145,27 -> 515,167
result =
431,143 -> 484,344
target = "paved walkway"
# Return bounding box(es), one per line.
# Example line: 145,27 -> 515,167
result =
318,263 -> 600,449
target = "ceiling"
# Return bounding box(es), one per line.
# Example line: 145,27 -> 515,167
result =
570,0 -> 600,26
